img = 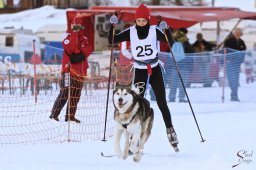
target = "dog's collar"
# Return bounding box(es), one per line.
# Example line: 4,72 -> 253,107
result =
122,114 -> 136,129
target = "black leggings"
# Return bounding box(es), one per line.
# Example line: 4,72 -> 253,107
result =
133,64 -> 173,128
51,73 -> 84,118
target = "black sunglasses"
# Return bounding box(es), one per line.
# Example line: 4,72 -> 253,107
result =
72,24 -> 85,31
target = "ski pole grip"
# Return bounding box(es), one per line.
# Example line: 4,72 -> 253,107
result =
114,10 -> 120,16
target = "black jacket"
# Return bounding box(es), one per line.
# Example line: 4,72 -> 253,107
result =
224,36 -> 246,51
224,36 -> 246,64
192,39 -> 213,51
108,24 -> 174,47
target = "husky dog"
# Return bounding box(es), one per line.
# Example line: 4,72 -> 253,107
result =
113,82 -> 154,162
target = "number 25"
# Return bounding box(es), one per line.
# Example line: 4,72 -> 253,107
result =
136,45 -> 153,57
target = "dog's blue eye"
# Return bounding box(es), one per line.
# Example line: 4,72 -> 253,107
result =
124,93 -> 127,95
117,92 -> 120,95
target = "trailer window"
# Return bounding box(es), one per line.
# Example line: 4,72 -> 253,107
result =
6,36 -> 14,47
39,37 -> 45,43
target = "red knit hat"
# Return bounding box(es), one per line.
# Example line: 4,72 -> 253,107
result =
135,4 -> 150,20
71,17 -> 85,31
72,17 -> 84,25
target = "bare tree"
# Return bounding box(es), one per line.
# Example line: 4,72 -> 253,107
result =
88,0 -> 209,6
152,0 -> 160,5
187,0 -> 206,6
211,0 -> 215,6
19,0 -> 32,8
6,0 -> 14,8
153,0 -> 208,6
89,0 -> 112,6
173,0 -> 184,5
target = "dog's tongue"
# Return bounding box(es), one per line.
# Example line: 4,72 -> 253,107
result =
118,102 -> 125,108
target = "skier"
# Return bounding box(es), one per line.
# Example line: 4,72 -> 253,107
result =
108,4 -> 179,152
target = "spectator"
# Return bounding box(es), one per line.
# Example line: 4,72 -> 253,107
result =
49,17 -> 92,123
224,28 -> 246,101
193,33 -> 213,52
169,28 -> 194,102
244,54 -> 254,83
192,33 -> 213,87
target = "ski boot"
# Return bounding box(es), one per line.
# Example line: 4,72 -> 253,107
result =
166,127 -> 179,152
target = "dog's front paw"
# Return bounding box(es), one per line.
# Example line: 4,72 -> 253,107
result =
133,149 -> 143,162
133,154 -> 141,162
116,151 -> 122,159
122,152 -> 128,160
115,148 -> 122,159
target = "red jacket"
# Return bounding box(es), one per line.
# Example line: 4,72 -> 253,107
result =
62,31 -> 92,76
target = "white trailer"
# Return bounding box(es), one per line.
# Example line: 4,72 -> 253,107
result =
0,28 -> 41,63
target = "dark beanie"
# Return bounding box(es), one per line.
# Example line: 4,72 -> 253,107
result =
179,27 -> 188,34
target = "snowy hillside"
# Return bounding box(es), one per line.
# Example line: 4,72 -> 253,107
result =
0,0 -> 255,33
0,6 -> 68,33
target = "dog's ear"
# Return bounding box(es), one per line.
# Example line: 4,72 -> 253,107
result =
127,82 -> 132,87
114,81 -> 120,88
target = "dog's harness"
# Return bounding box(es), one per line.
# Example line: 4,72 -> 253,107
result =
122,114 -> 136,129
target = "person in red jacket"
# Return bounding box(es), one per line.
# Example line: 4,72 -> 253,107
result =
49,17 -> 92,123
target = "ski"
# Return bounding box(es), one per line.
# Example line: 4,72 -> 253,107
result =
100,152 -> 116,157
100,152 -> 137,157
100,151 -> 151,158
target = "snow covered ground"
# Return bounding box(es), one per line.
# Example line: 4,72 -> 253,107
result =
0,102 -> 255,170
0,79 -> 255,170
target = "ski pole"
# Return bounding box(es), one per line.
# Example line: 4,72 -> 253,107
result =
102,10 -> 119,142
157,16 -> 206,142
221,48 -> 227,103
